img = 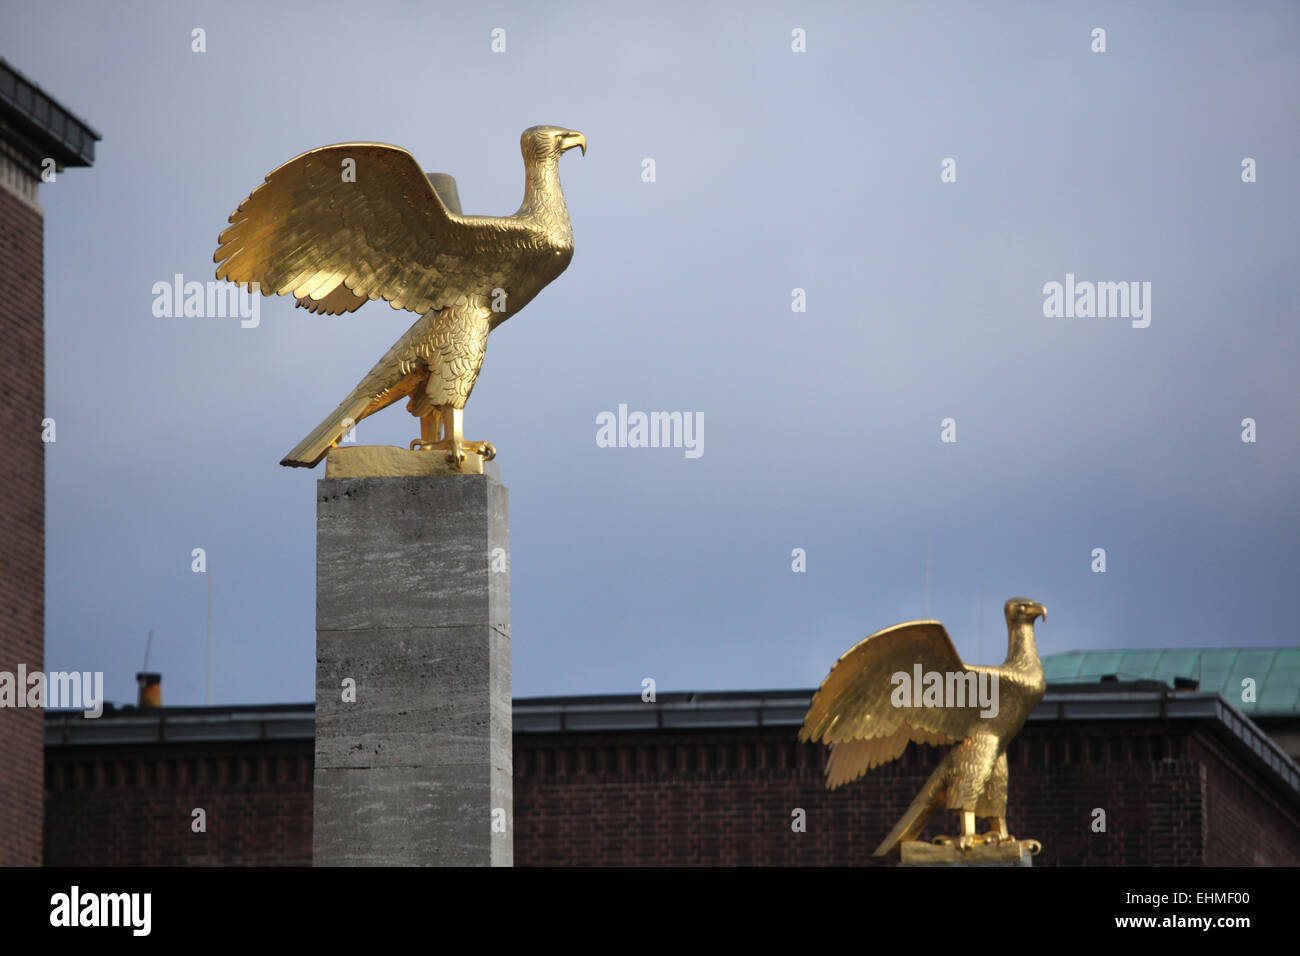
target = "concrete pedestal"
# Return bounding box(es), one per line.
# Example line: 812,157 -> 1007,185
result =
313,469 -> 511,866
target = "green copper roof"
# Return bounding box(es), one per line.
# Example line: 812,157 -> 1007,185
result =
1043,648 -> 1300,716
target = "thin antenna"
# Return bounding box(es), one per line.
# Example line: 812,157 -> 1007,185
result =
923,530 -> 932,617
142,629 -> 154,672
977,583 -> 985,663
205,570 -> 214,706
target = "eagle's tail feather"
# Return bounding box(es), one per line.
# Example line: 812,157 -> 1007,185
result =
280,311 -> 438,468
280,391 -> 376,468
873,759 -> 949,858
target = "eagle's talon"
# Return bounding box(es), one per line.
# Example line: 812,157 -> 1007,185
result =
410,435 -> 489,470
935,830 -> 1008,851
933,834 -> 973,850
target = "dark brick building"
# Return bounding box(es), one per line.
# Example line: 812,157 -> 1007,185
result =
45,706 -> 313,867
43,680 -> 1300,866
0,59 -> 97,867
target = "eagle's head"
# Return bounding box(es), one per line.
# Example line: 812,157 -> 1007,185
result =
1004,597 -> 1046,625
522,126 -> 587,164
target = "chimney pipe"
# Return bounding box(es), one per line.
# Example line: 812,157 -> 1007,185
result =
136,672 -> 161,708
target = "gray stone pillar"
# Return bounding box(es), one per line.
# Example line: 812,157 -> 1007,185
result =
313,470 -> 511,866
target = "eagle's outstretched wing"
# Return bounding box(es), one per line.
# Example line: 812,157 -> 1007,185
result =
799,622 -> 986,789
288,170 -> 465,315
214,143 -> 533,316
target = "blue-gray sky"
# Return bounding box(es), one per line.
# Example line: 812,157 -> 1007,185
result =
6,1 -> 1297,707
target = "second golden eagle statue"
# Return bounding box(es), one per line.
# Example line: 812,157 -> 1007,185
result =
214,126 -> 586,472
800,598 -> 1047,862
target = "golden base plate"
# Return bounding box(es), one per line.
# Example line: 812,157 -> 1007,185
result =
325,444 -> 485,478
899,839 -> 1039,866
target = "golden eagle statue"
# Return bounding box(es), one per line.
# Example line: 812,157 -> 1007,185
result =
800,598 -> 1047,859
213,126 -> 586,470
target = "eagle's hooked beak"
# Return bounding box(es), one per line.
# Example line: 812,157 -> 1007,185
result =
560,131 -> 587,156
1029,602 -> 1046,623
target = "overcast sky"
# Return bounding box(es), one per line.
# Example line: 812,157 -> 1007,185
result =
5,0 -> 1297,707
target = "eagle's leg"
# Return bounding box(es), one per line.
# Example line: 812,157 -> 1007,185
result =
933,810 -> 981,851
411,408 -> 446,453
419,412 -> 442,446
958,810 -> 978,851
977,752 -> 1011,843
936,810 -> 1009,851
440,407 -> 496,464
410,406 -> 496,465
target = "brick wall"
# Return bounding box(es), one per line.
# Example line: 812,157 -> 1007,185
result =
1009,728 -> 1209,866
0,177 -> 45,867
512,722 -> 1300,866
44,742 -> 313,866
39,716 -> 1300,865
1196,732 -> 1300,866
